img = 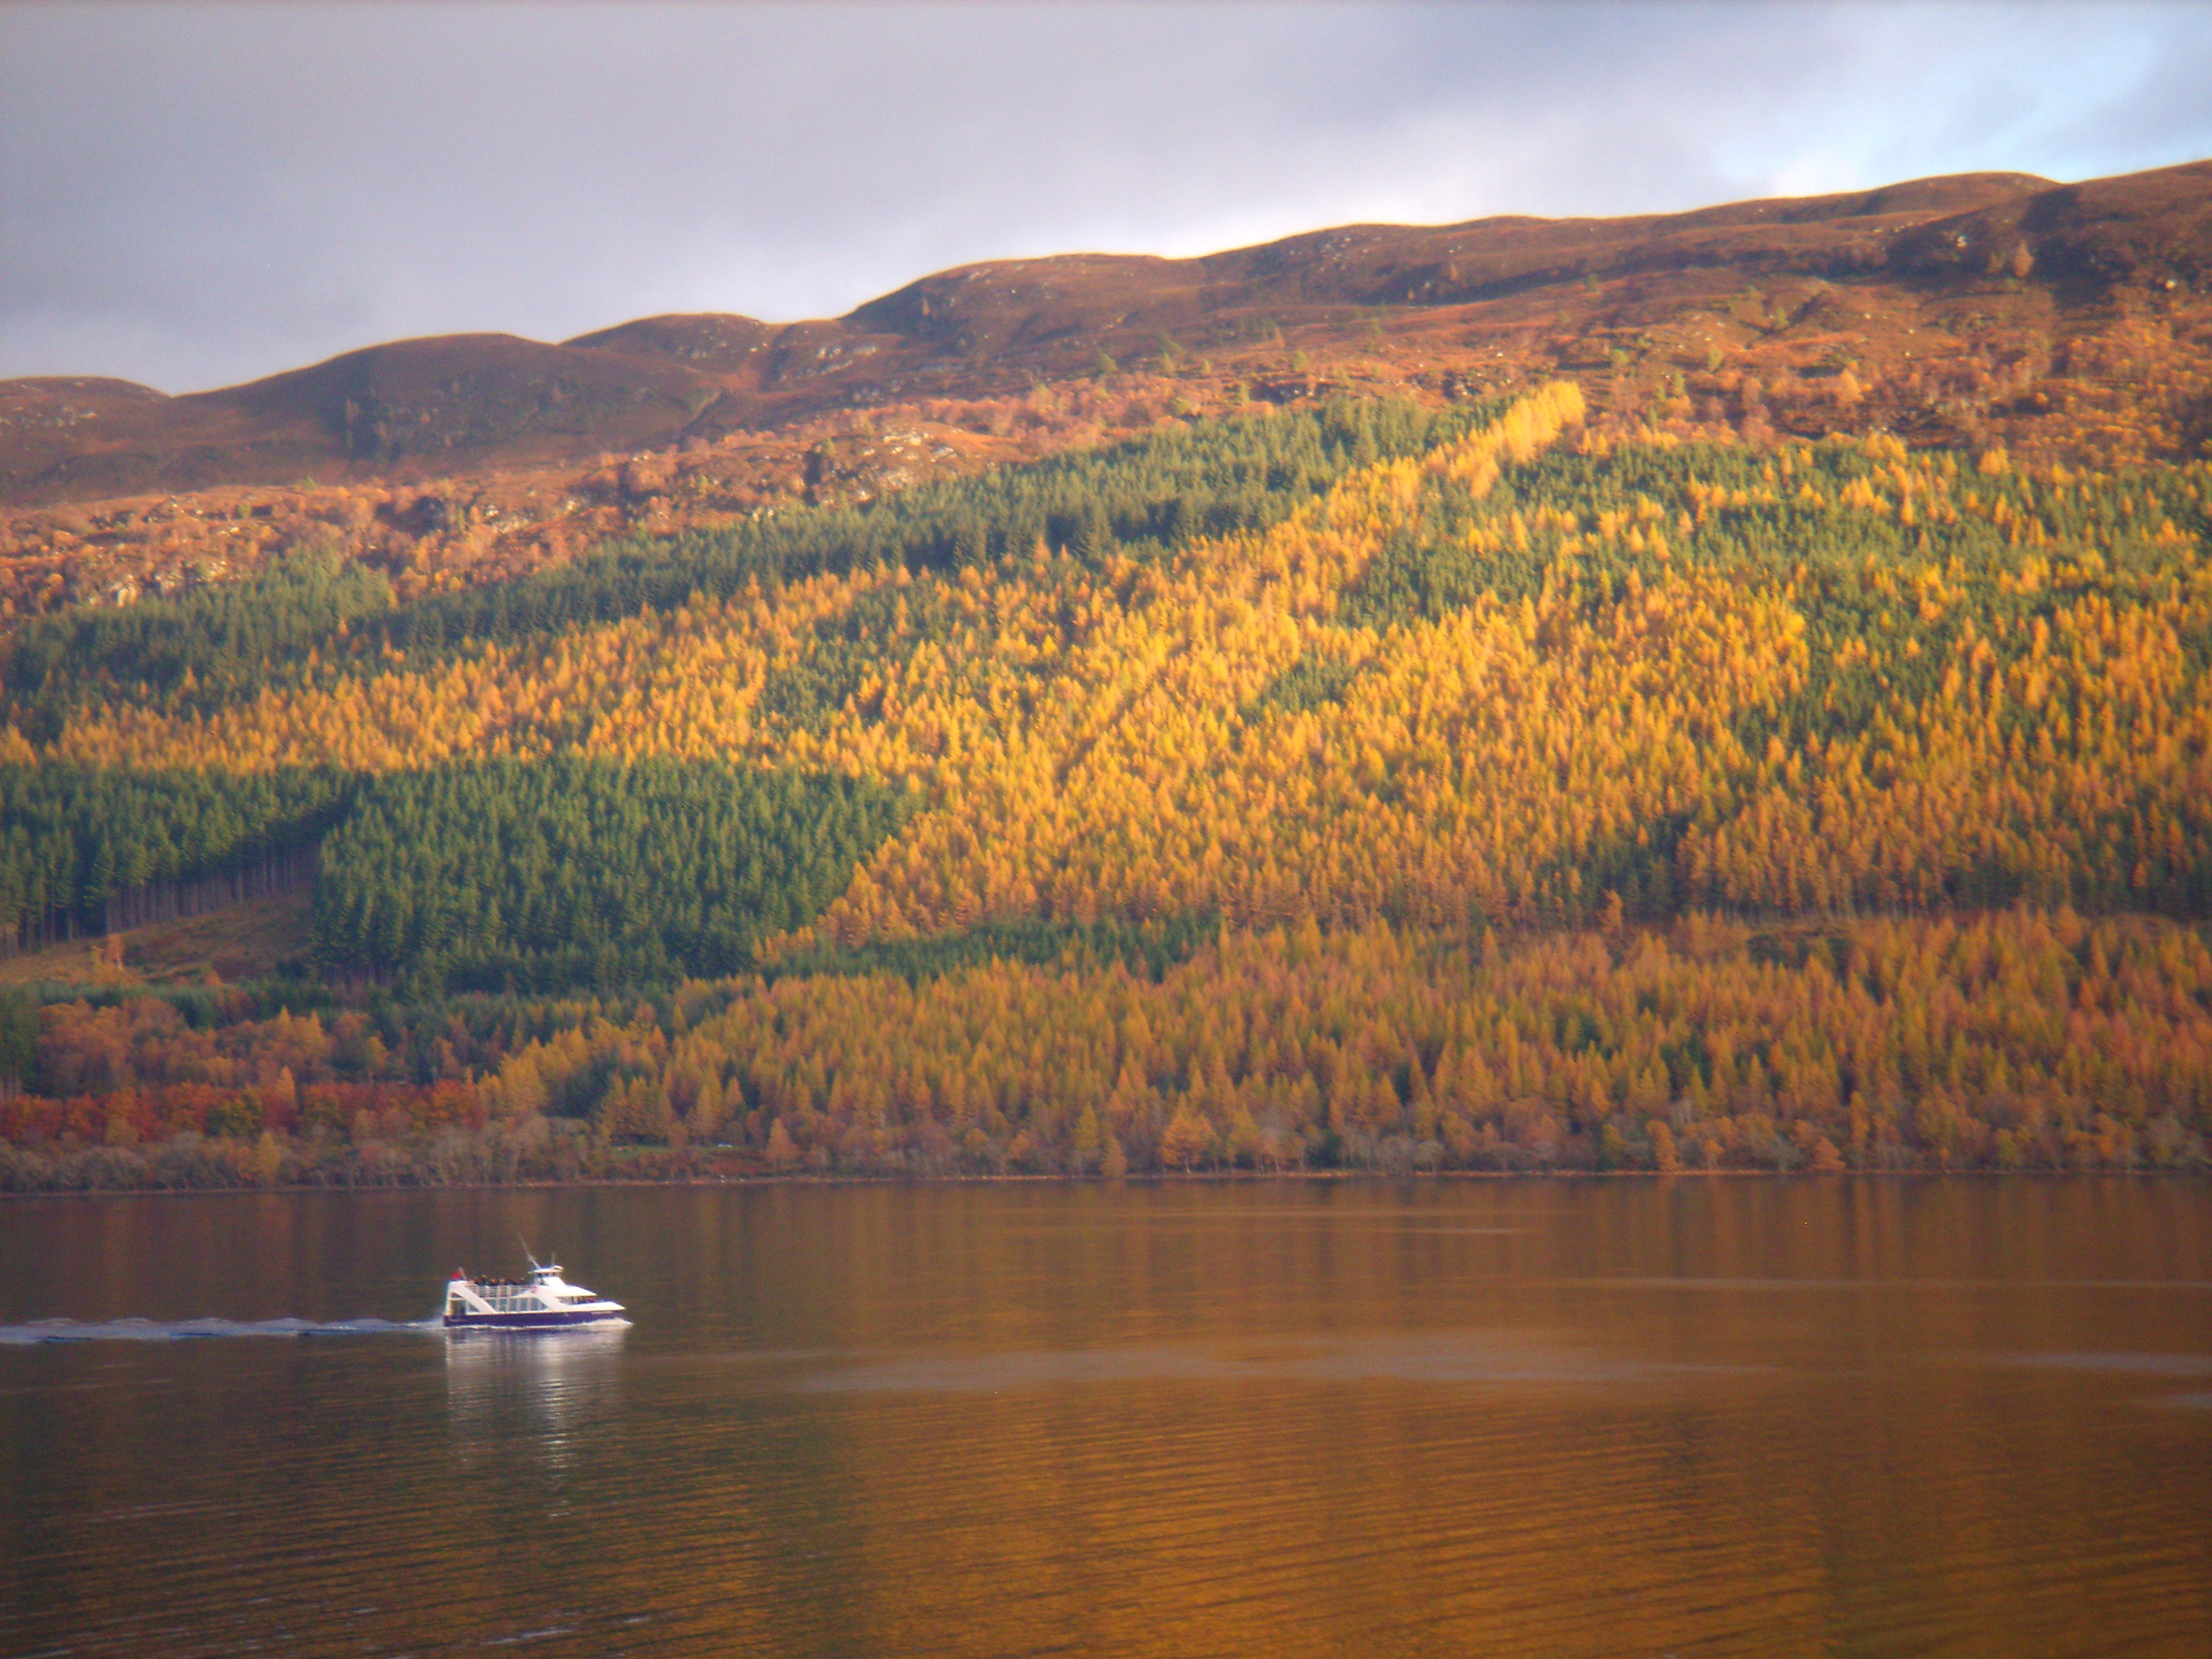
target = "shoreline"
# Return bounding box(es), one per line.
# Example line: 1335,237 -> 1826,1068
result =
5,1164 -> 2203,1200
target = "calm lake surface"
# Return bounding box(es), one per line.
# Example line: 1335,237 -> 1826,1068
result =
2,1178 -> 2207,1658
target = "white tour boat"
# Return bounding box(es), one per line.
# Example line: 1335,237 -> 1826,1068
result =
442,1255 -> 626,1331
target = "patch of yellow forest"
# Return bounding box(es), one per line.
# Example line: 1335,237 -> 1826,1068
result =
3,366 -> 2209,1187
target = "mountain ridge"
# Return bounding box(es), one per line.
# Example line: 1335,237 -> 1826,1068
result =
6,160 -> 2207,510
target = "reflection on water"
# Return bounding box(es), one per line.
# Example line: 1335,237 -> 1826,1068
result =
1990,1350 -> 2212,1377
444,1323 -> 628,1460
0,1178 -> 2206,1658
801,1328 -> 1761,1393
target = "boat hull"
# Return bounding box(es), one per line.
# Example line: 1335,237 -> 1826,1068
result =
442,1309 -> 626,1331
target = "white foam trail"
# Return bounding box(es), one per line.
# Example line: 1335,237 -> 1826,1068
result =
0,1316 -> 443,1345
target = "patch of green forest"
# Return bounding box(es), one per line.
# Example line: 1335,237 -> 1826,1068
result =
1342,435 -> 2212,741
311,759 -> 912,993
0,765 -> 354,939
367,393 -> 1485,654
6,550 -> 392,740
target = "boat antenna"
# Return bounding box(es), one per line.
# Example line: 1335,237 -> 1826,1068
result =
520,1233 -> 542,1272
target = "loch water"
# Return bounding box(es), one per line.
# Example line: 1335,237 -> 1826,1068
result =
2,1177 -> 2208,1658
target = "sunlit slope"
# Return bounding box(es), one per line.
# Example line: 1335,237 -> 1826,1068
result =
6,386 -> 2212,989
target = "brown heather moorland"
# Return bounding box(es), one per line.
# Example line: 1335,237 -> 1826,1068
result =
5,161 -> 2208,629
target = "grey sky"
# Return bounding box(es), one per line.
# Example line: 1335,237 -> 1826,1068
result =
4,1 -> 2208,392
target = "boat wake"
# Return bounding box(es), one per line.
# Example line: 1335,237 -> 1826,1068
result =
0,1316 -> 442,1345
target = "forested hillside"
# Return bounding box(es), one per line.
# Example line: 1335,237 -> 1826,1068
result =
2,384 -> 2207,1186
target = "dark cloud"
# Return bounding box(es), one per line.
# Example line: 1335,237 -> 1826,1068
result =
4,1 -> 2207,392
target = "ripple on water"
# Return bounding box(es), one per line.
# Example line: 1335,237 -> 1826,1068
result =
796,1329 -> 1768,1394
